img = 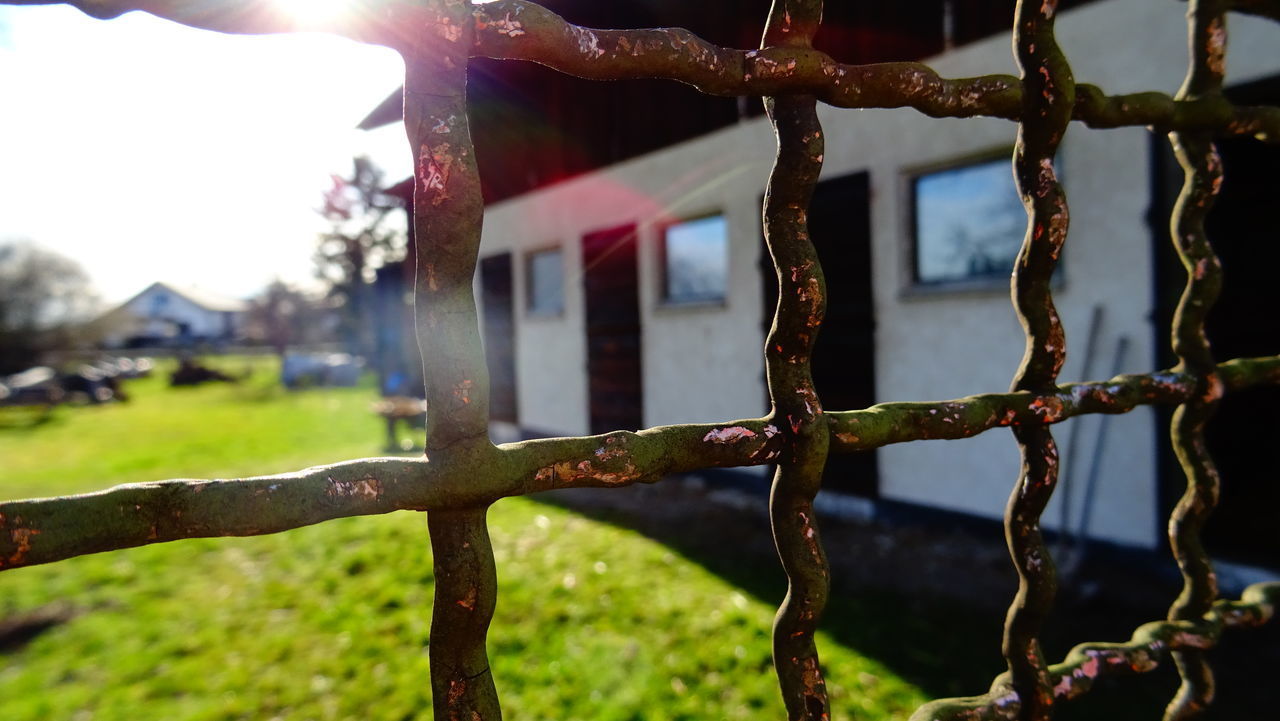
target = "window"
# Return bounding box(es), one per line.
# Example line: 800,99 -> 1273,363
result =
911,156 -> 1025,286
661,214 -> 728,304
149,292 -> 170,315
526,247 -> 564,316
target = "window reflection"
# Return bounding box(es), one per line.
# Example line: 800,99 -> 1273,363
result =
913,157 -> 1025,285
527,247 -> 564,315
663,215 -> 728,304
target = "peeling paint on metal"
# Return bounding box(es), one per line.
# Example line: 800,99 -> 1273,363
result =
326,476 -> 383,501
703,426 -> 757,444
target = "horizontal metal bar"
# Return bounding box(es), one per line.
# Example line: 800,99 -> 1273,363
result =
2,356 -> 1274,571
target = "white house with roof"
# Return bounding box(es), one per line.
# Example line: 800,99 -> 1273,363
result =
95,281 -> 248,348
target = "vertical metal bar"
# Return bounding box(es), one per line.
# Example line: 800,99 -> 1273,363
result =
428,506 -> 502,721
1004,1 -> 1074,719
404,5 -> 492,456
399,2 -> 503,719
1165,2 -> 1228,718
759,2 -> 831,719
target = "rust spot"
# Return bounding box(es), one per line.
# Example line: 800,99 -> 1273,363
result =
1205,17 -> 1226,76
798,511 -> 822,561
536,457 -> 641,487
790,260 -> 814,283
9,527 -> 40,566
457,587 -> 477,611
799,654 -> 826,699
573,26 -> 605,58
834,431 -> 860,445
1027,396 -> 1064,423
326,476 -> 383,501
418,143 -> 454,206
448,678 -> 467,704
453,379 -> 474,405
1201,372 -> 1224,404
795,386 -> 820,418
484,11 -> 525,38
433,17 -> 463,43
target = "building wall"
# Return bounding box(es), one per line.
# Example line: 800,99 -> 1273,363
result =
115,285 -> 241,343
475,0 -> 1280,549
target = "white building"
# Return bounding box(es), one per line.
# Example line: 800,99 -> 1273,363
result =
373,0 -> 1280,563
96,281 -> 248,348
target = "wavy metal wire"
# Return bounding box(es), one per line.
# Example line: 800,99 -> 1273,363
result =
0,0 -> 1278,719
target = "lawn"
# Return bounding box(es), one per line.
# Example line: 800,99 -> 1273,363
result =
0,356 -> 933,720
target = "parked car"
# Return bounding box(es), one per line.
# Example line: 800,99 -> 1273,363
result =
281,353 -> 364,389
0,366 -> 65,408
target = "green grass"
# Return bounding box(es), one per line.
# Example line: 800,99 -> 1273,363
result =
0,357 -> 933,720
0,356 -> 388,501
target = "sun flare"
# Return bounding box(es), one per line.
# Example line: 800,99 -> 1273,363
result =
276,0 -> 353,27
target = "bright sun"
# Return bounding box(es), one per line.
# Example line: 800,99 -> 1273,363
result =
276,0 -> 352,27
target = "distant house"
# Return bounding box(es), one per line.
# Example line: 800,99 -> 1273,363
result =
95,282 -> 248,349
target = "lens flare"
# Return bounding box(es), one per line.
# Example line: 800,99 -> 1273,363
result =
276,0 -> 351,27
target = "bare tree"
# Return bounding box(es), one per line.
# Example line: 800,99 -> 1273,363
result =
244,279 -> 336,359
315,156 -> 405,357
0,239 -> 98,374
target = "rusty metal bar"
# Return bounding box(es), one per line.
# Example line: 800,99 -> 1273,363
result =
3,356 -> 1278,571
396,3 -> 504,718
0,2 -> 1276,720
427,506 -> 502,720
909,581 -> 1280,720
1001,1 -> 1074,719
757,2 -> 831,718
466,0 -> 1280,141
1164,1 -> 1230,718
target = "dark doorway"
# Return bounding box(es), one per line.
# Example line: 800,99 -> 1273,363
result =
583,223 -> 643,434
480,253 -> 519,424
1152,75 -> 1280,568
762,171 -> 879,496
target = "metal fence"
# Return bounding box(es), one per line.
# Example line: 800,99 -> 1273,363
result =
2,1 -> 1279,719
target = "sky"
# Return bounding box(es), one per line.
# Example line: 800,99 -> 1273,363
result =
0,3 -> 417,306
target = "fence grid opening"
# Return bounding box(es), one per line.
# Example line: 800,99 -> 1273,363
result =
1,1 -> 1278,719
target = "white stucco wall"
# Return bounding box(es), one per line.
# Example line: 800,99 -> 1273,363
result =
479,126 -> 778,436
475,0 -> 1279,549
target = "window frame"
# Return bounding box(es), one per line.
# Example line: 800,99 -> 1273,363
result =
904,148 -> 1032,295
